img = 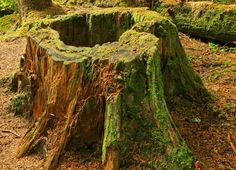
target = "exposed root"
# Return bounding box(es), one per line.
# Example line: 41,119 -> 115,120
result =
44,97 -> 78,170
17,111 -> 49,157
104,147 -> 119,170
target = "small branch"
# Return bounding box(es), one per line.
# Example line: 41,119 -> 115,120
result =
227,133 -> 236,154
1,130 -> 21,138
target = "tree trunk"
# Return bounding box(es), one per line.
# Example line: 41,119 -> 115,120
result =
16,8 -> 207,170
18,0 -> 52,19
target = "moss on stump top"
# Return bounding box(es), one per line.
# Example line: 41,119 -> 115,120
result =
25,7 -> 207,98
27,8 -> 175,63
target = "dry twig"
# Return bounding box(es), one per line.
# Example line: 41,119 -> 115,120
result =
227,133 -> 236,154
1,129 -> 21,138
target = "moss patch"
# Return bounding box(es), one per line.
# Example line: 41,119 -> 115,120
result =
171,2 -> 236,43
11,92 -> 30,116
0,14 -> 17,34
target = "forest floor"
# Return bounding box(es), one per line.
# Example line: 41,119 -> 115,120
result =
170,33 -> 236,170
0,34 -> 235,169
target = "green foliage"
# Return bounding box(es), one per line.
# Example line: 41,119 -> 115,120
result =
209,42 -> 219,53
209,42 -> 236,54
154,3 -> 165,13
223,103 -> 234,111
0,0 -> 17,13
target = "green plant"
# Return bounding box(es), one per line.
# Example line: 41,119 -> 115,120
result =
209,42 -> 219,53
223,103 -> 234,111
154,3 -> 165,13
0,0 -> 17,14
209,42 -> 236,54
229,48 -> 236,54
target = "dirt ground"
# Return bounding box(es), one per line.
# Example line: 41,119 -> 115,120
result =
0,33 -> 235,170
0,38 -> 44,170
170,33 -> 236,170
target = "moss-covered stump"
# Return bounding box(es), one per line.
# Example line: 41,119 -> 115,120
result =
170,2 -> 236,43
17,8 -> 207,170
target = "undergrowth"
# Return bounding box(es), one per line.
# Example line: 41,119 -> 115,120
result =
209,42 -> 236,54
0,0 -> 17,14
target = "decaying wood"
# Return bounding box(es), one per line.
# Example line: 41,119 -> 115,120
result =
16,8 -> 208,170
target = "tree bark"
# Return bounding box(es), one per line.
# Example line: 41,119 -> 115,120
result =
16,8 -> 207,170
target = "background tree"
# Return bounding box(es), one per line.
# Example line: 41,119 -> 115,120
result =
18,0 -> 52,21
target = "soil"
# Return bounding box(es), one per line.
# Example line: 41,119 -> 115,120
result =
169,33 -> 236,170
0,38 -> 44,170
0,33 -> 235,169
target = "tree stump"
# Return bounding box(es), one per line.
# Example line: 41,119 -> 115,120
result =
17,8 -> 207,170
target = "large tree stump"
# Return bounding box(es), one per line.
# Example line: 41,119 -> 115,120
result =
17,8 -> 207,170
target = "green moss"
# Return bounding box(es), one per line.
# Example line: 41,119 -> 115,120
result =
64,0 -> 149,7
11,92 -> 30,116
162,145 -> 194,170
0,13 -> 16,34
9,72 -> 18,92
146,49 -> 172,148
102,93 -> 122,163
172,2 -> 236,43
